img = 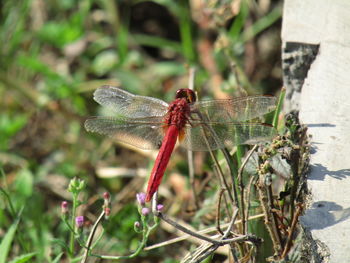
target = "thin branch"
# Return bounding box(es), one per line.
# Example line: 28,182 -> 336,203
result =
155,211 -> 260,248
191,244 -> 219,263
81,210 -> 106,263
220,147 -> 240,207
238,144 -> 258,235
144,214 -> 265,251
220,234 -> 261,245
266,181 -> 283,249
155,212 -> 221,245
256,173 -> 282,255
216,188 -> 226,235
244,176 -> 257,234
187,67 -> 199,209
281,204 -> 303,258
221,209 -> 239,240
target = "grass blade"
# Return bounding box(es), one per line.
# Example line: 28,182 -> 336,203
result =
273,87 -> 286,129
8,252 -> 37,263
0,216 -> 20,263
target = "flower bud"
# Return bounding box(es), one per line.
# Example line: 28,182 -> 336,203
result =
75,216 -> 84,228
136,193 -> 146,206
78,180 -> 86,190
68,177 -> 85,193
156,204 -> 164,212
141,207 -> 150,216
61,201 -> 68,214
134,221 -> 142,232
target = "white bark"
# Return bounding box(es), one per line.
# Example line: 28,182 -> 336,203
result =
282,1 -> 350,262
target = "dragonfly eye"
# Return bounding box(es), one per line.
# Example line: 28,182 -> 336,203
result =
175,89 -> 196,103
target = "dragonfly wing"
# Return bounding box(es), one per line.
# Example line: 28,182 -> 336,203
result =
85,116 -> 165,150
93,85 -> 169,118
181,122 -> 276,151
190,96 -> 276,122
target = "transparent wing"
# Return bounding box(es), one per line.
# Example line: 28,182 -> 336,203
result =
84,116 -> 165,150
189,96 -> 276,122
181,122 -> 276,151
93,85 -> 169,118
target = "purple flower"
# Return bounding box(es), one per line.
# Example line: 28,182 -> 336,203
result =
141,207 -> 150,216
156,204 -> 164,212
61,201 -> 68,214
75,216 -> 84,228
136,193 -> 146,206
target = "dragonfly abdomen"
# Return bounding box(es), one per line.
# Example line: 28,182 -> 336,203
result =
145,125 -> 179,202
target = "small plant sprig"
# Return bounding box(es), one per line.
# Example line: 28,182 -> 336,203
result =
86,192 -> 161,261
255,111 -> 310,261
61,180 -> 162,262
60,177 -> 86,258
60,177 -> 110,261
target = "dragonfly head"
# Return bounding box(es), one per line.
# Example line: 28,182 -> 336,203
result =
175,89 -> 196,103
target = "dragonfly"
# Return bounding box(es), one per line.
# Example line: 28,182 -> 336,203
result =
85,86 -> 277,202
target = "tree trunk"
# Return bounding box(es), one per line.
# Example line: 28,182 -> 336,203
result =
282,1 -> 350,262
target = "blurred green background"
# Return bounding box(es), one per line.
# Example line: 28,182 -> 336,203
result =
0,0 -> 282,262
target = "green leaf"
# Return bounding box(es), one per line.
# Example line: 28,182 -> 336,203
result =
17,54 -> 74,99
271,154 -> 291,179
114,70 -> 142,94
8,252 -> 37,263
148,62 -> 186,78
242,5 -> 282,42
243,152 -> 259,176
0,113 -> 27,150
37,21 -> 83,48
17,54 -> 65,84
91,50 -> 119,76
51,252 -> 64,263
51,238 -> 70,251
14,169 -> 34,198
0,218 -> 20,263
133,34 -> 182,53
87,36 -> 114,56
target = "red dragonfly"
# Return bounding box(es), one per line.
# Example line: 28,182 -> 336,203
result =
85,86 -> 276,202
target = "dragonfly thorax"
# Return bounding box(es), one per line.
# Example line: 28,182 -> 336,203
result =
164,98 -> 191,129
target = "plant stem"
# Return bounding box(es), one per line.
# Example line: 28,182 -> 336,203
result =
93,219 -> 159,260
273,87 -> 286,129
81,210 -> 105,263
69,193 -> 78,257
179,0 -> 195,63
238,145 -> 258,235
